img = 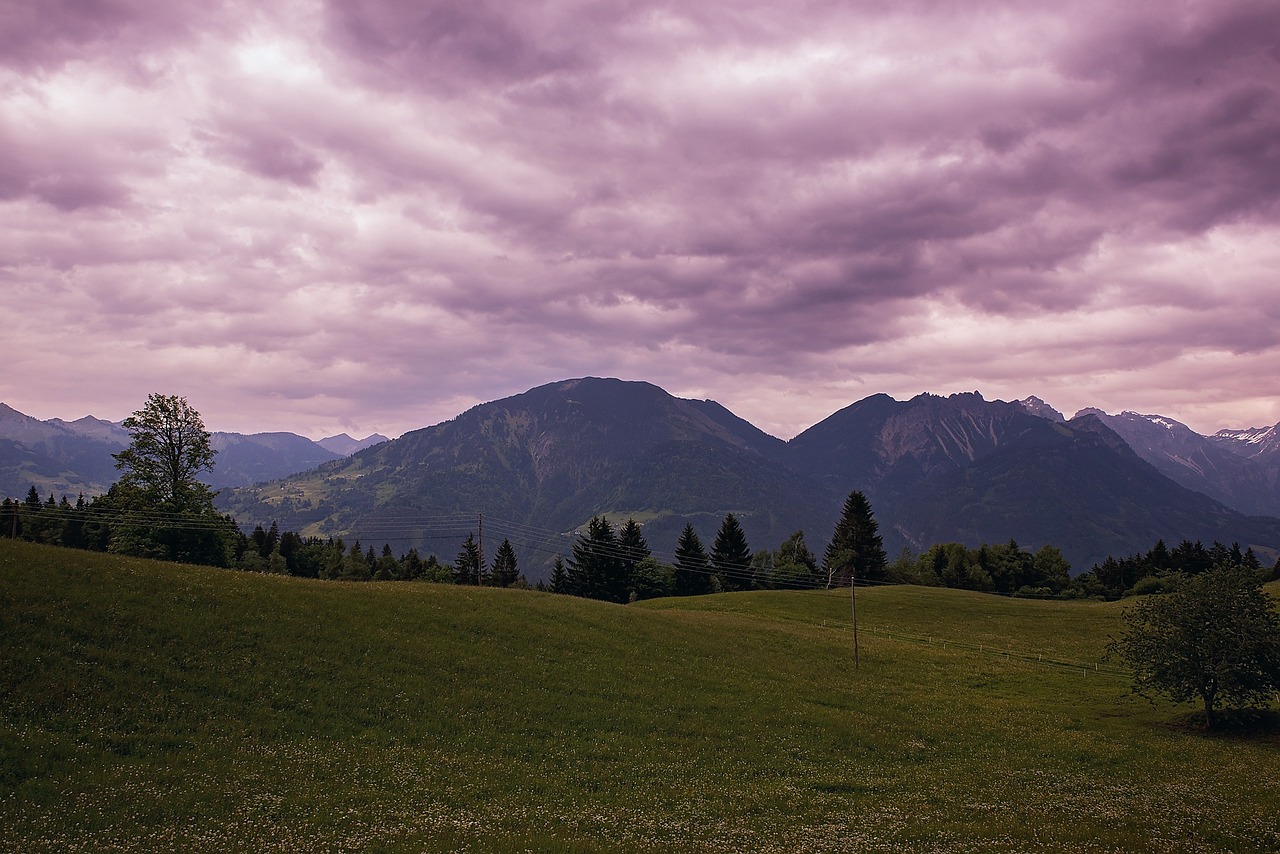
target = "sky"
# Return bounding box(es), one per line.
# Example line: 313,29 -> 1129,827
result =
3,0 -> 1279,441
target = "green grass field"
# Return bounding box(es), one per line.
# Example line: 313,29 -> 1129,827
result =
3,539 -> 1278,852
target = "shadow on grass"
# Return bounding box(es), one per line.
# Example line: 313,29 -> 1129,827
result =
1164,709 -> 1280,741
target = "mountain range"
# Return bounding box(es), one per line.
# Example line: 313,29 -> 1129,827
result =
4,380 -> 1279,574
0,402 -> 386,497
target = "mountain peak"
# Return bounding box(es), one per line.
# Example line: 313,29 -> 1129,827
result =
1211,423 -> 1280,460
316,433 -> 389,456
1017,396 -> 1066,422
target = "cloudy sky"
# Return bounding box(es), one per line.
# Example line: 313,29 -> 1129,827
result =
3,0 -> 1278,440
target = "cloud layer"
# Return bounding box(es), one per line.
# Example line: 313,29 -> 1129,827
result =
3,0 -> 1279,438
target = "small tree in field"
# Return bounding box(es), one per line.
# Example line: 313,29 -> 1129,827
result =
1109,566 -> 1280,729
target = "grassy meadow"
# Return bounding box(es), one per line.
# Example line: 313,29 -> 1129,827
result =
2,538 -> 1279,852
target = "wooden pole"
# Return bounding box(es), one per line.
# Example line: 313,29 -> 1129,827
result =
851,566 -> 860,670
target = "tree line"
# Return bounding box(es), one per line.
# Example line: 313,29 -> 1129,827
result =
4,393 -> 1278,604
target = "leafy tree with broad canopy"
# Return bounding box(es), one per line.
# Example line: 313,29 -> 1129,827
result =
113,393 -> 219,512
1109,566 -> 1280,729
106,393 -> 234,565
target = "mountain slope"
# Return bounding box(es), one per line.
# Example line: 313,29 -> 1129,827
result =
206,432 -> 344,489
787,393 -> 1280,569
221,378 -> 833,567
888,413 -> 1280,569
1070,409 -> 1280,517
786,391 -> 1072,498
0,404 -> 124,498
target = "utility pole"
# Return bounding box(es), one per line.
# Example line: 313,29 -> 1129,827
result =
851,566 -> 860,670
477,512 -> 484,586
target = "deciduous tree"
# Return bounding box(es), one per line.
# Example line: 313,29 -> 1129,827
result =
105,394 -> 233,566
113,393 -> 218,513
1109,566 -> 1280,729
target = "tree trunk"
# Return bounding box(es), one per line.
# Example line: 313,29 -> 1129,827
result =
1201,690 -> 1217,730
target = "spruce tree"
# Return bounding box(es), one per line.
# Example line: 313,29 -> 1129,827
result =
618,518 -> 651,588
549,556 -> 570,594
568,517 -> 627,602
822,491 -> 887,587
711,513 -> 753,591
401,548 -> 424,580
490,538 -> 519,587
374,544 -> 400,580
453,532 -> 483,585
674,523 -> 713,596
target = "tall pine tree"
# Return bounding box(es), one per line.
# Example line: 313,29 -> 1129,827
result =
674,523 -> 713,596
711,513 -> 753,592
823,491 -> 887,587
453,532 -> 483,585
568,517 -> 628,603
618,517 -> 651,586
490,538 -> 519,587
549,556 -> 571,594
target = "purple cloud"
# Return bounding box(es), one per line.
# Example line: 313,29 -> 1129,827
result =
1,0 -> 1278,442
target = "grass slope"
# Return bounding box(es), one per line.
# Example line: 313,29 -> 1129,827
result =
3,540 -> 1279,852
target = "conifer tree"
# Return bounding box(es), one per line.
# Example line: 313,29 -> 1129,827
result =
823,491 -> 887,587
674,523 -> 713,596
711,513 -> 753,591
454,532 -> 483,585
568,517 -> 627,602
490,538 -> 519,587
374,543 -> 400,580
618,518 -> 651,590
549,556 -> 570,594
401,548 -> 424,580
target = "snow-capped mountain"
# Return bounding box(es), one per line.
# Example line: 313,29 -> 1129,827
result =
1212,424 -> 1280,459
